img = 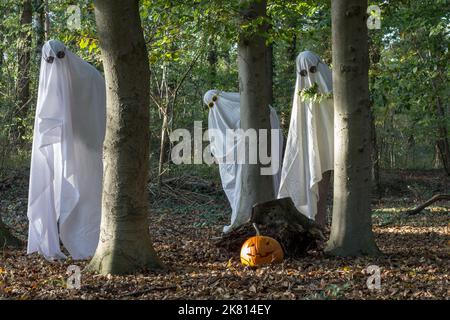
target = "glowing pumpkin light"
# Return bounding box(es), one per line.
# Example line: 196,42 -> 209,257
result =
240,224 -> 284,267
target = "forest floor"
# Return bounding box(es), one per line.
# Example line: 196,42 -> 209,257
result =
0,168 -> 448,300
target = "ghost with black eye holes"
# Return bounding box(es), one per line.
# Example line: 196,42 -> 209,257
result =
44,48 -> 66,64
278,51 -> 334,227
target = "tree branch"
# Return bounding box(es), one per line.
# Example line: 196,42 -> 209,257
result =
406,194 -> 450,215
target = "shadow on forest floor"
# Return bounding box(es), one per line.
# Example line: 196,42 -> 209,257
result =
0,168 -> 448,299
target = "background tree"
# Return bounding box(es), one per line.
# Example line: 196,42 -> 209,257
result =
88,0 -> 165,275
325,0 -> 380,256
15,0 -> 32,141
371,0 -> 449,173
1,0 -> 447,178
34,0 -> 48,58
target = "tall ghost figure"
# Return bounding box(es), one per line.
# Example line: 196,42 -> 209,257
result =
204,90 -> 283,233
27,40 -> 106,260
278,51 -> 334,223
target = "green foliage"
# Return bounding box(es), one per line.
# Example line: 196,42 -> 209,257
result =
299,82 -> 333,103
369,0 -> 450,169
0,0 -> 448,173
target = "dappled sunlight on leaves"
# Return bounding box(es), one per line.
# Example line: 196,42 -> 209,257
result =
0,169 -> 448,299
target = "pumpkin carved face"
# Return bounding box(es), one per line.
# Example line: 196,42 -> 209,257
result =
240,235 -> 284,267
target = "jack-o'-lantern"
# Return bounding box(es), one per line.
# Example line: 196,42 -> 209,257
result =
240,224 -> 284,267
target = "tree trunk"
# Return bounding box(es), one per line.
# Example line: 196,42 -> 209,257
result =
157,113 -> 170,188
89,0 -> 165,275
157,63 -> 170,189
288,33 -> 297,62
267,43 -> 274,106
44,0 -> 50,39
435,96 -> 450,176
265,9 -> 274,107
370,110 -> 381,197
0,23 -> 3,78
325,0 -> 380,256
207,38 -> 218,87
34,0 -> 46,58
237,0 -> 275,217
16,0 -> 32,137
434,143 -> 443,168
368,38 -> 381,196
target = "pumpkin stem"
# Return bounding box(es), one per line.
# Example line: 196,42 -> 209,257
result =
252,223 -> 261,236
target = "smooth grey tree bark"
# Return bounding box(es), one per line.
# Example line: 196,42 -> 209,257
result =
88,0 -> 165,274
325,0 -> 380,256
237,0 -> 275,216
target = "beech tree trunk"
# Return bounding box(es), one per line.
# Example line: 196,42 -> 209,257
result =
325,0 -> 380,256
89,0 -> 165,274
237,0 -> 275,218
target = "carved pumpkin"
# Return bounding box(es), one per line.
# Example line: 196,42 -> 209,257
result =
240,224 -> 284,267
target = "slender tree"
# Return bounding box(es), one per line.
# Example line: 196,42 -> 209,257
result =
434,89 -> 450,176
207,38 -> 218,87
237,0 -> 275,216
16,0 -> 32,138
0,20 -> 3,78
43,0 -> 49,39
34,0 -> 46,57
325,0 -> 380,256
88,0 -> 165,274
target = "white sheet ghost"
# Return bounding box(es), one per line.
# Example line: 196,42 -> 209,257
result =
278,51 -> 334,220
27,40 -> 106,260
204,90 -> 283,233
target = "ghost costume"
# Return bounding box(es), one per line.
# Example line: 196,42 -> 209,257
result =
278,51 -> 334,220
27,40 -> 106,260
204,90 -> 283,233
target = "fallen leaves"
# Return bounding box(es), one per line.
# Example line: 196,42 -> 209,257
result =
0,169 -> 448,300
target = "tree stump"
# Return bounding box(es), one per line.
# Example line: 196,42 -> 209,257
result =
214,197 -> 325,257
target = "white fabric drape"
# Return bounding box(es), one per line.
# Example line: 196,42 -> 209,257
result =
27,40 -> 106,260
277,51 -> 334,220
204,90 -> 282,233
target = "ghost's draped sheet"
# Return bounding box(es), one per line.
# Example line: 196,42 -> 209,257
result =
27,40 -> 106,260
204,90 -> 283,233
277,51 -> 334,220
